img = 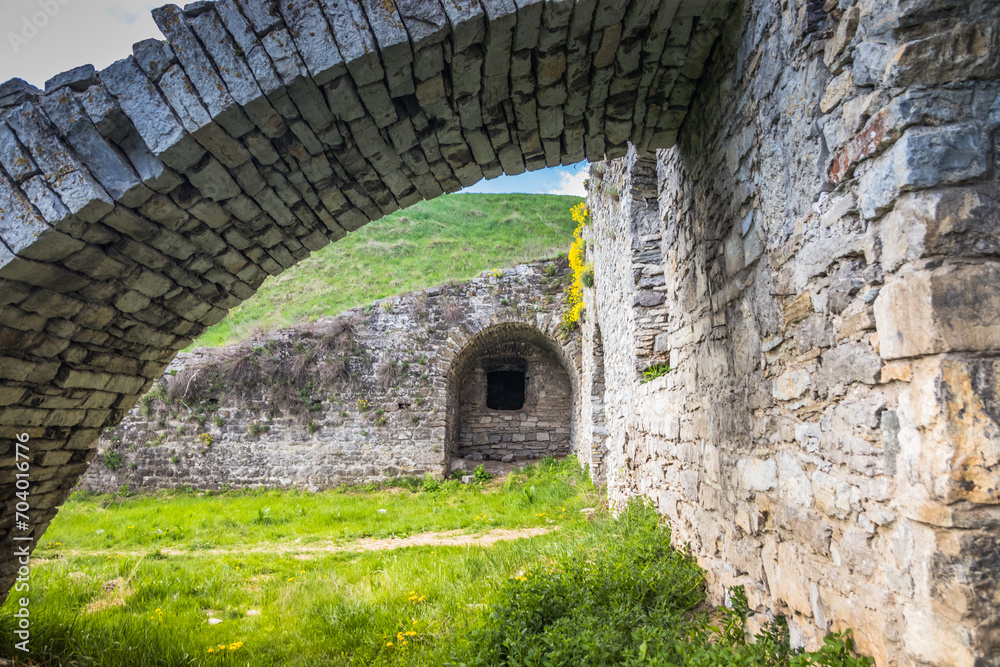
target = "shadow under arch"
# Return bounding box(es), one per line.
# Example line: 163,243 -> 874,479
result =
444,321 -> 580,471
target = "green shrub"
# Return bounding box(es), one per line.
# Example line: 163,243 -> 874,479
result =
454,499 -> 873,667
457,498 -> 704,666
473,464 -> 493,483
421,475 -> 443,492
642,363 -> 671,383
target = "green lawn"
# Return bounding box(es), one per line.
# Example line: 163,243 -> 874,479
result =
194,193 -> 582,348
0,460 -> 872,667
0,461 -> 599,666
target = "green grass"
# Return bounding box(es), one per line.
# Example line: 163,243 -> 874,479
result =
0,460 -> 600,666
0,461 -> 873,667
194,194 -> 582,348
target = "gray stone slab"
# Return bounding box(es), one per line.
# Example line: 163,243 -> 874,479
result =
440,0 -> 485,53
214,0 -> 285,97
40,91 -> 147,207
152,5 -> 255,138
44,65 -> 97,94
234,0 -> 283,34
0,123 -> 38,183
0,171 -> 54,256
261,30 -> 337,134
357,82 -> 398,128
357,0 -> 415,95
317,0 -> 384,87
99,57 -> 206,173
395,0 -> 451,46
278,0 -> 347,85
132,39 -> 177,82
0,79 -> 40,109
512,0 -> 544,51
4,104 -> 115,223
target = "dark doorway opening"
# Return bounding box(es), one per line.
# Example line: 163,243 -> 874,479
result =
487,370 -> 526,410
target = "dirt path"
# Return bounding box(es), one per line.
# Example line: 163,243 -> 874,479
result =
37,526 -> 556,560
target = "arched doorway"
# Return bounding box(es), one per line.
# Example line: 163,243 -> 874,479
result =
446,323 -> 576,465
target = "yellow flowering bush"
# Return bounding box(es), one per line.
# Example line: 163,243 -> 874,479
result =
562,203 -> 593,333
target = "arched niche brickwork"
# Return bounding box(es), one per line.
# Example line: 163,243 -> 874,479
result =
445,322 -> 578,464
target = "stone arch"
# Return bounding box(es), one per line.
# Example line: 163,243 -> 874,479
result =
445,321 -> 579,467
0,0 -> 734,603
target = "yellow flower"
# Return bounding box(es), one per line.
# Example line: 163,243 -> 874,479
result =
405,631 -> 417,637
207,648 -> 214,653
288,577 -> 295,582
386,642 -> 393,647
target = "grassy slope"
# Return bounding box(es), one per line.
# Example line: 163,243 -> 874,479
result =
195,193 -> 582,348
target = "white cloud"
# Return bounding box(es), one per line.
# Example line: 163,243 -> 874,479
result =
548,168 -> 588,197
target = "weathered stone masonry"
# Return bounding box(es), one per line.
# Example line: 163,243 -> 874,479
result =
82,260 -> 579,492
0,0 -> 733,608
0,0 -> 997,665
575,0 -> 1000,665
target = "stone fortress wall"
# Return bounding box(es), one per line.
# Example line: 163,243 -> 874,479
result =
81,260 -> 580,492
574,0 -> 1000,664
0,0 -> 997,663
0,0 -> 733,608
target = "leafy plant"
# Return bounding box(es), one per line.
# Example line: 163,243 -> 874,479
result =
473,464 -> 493,484
421,475 -> 443,492
642,363 -> 671,383
102,451 -> 124,471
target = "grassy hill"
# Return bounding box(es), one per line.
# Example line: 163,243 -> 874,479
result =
193,193 -> 582,348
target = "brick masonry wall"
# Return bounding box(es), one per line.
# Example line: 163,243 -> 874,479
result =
579,0 -> 1000,664
81,260 -> 580,492
456,350 -> 574,460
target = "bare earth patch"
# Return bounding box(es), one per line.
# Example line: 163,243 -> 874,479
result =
43,527 -> 555,560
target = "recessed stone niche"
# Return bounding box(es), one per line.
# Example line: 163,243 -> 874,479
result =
447,323 -> 575,464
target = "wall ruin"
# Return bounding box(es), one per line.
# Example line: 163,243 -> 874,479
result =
0,0 -> 997,663
577,0 -> 1000,664
82,260 -> 580,492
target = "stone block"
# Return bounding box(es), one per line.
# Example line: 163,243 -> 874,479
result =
44,64 -> 97,94
886,19 -> 1000,87
816,342 -> 881,390
772,368 -> 811,401
736,457 -> 777,492
5,104 -> 115,223
881,189 -> 1000,273
875,263 -> 1000,360
100,57 -> 206,173
858,125 -> 989,219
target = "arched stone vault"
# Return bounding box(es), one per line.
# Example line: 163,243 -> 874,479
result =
0,0 -> 735,601
445,321 -> 579,464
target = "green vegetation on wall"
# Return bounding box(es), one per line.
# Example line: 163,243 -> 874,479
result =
194,194 -> 582,348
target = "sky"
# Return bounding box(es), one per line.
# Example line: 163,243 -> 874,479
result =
0,0 -> 588,197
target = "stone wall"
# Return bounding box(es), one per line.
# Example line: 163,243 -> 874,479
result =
579,0 -> 1000,664
0,0 -> 734,607
81,260 -> 580,492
